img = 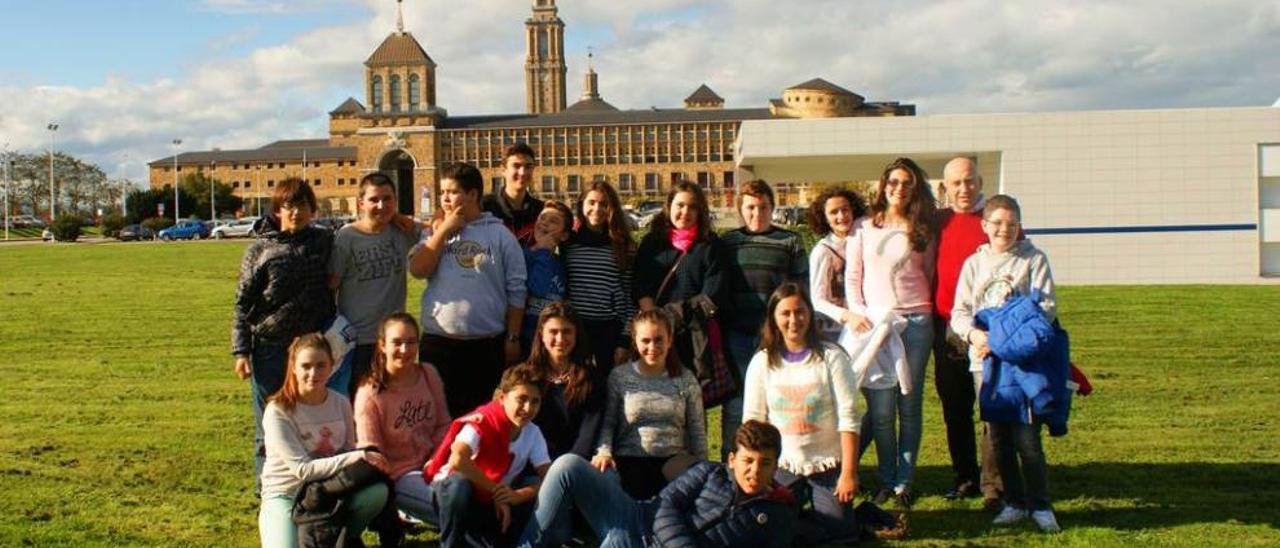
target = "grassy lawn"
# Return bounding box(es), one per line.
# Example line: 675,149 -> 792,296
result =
0,241 -> 1277,546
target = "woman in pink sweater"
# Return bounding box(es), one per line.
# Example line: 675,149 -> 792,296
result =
354,313 -> 452,526
844,157 -> 937,507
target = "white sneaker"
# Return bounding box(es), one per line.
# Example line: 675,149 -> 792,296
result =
1031,509 -> 1061,532
992,505 -> 1028,525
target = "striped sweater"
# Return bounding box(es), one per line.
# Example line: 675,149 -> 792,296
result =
561,229 -> 636,333
720,226 -> 809,334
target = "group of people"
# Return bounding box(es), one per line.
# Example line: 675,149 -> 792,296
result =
232,143 -> 1070,547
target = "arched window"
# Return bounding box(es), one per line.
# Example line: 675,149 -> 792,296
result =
371,76 -> 383,113
408,74 -> 421,111
390,75 -> 401,113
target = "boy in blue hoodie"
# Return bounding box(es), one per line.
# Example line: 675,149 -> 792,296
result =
520,200 -> 571,354
409,162 -> 528,418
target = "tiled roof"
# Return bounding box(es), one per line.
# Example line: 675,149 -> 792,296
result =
786,78 -> 859,97
366,32 -> 435,67
565,97 -> 619,113
441,107 -> 775,130
684,84 -> 724,104
259,139 -> 332,150
330,97 -> 366,115
149,146 -> 356,167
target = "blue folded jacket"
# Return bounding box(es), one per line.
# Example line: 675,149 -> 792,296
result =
976,292 -> 1073,436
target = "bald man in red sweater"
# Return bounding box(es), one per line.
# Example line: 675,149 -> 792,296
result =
933,157 -> 1002,507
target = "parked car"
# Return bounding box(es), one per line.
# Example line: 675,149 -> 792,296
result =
211,217 -> 259,239
42,228 -> 54,241
772,205 -> 808,226
11,215 -> 46,228
117,224 -> 155,242
313,216 -> 354,232
157,220 -> 211,241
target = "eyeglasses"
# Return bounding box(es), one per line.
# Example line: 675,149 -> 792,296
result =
885,178 -> 916,188
982,220 -> 1020,230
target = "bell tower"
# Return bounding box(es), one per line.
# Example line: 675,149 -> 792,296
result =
525,0 -> 567,114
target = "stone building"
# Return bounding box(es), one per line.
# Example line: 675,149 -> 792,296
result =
149,0 -> 913,217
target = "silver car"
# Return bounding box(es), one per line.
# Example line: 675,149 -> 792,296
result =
211,217 -> 260,239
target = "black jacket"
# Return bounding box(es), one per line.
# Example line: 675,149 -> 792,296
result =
662,295 -> 720,384
482,189 -> 544,247
292,458 -> 395,548
633,234 -> 726,310
231,215 -> 334,355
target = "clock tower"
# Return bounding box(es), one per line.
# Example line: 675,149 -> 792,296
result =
525,0 -> 567,114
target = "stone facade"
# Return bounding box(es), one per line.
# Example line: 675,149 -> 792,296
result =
148,1 -> 913,218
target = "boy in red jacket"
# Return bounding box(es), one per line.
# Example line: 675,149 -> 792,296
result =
426,364 -> 551,547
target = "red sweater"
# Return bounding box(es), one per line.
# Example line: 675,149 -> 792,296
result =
933,209 -> 988,320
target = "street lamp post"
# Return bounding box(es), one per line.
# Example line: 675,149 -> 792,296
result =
3,143 -> 10,241
47,123 -> 58,220
172,139 -> 182,222
121,153 -> 130,218
210,160 -> 217,222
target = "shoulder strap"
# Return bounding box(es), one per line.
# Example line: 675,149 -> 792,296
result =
655,251 -> 688,302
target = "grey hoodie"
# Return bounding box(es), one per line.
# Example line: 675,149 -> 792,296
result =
416,213 -> 527,338
949,239 -> 1057,372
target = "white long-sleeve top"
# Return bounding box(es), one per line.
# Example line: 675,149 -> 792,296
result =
839,308 -> 912,394
742,342 -> 860,476
809,232 -> 851,339
950,240 -> 1057,372
260,389 -> 364,499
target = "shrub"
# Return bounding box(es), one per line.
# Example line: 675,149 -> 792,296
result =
99,213 -> 126,238
50,214 -> 84,242
141,216 -> 175,234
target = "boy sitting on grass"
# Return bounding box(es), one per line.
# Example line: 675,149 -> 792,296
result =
425,363 -> 551,547
518,419 -> 796,548
949,194 -> 1061,533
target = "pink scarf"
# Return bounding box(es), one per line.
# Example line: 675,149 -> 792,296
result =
670,226 -> 698,253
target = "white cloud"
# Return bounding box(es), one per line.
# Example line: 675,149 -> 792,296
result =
198,0 -> 348,15
1,0 -> 1277,177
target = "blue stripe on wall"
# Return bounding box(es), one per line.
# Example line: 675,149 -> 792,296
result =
1025,223 -> 1257,236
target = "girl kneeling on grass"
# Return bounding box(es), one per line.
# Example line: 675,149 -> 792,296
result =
425,363 -> 552,547
742,282 -> 862,545
354,313 -> 451,527
259,333 -> 389,547
592,309 -> 707,500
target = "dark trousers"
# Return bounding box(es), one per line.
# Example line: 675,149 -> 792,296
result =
990,421 -> 1050,511
581,318 -> 624,370
250,344 -> 288,494
346,343 -> 376,398
777,468 -> 861,546
420,333 -> 507,418
933,318 -> 1002,496
614,456 -> 668,500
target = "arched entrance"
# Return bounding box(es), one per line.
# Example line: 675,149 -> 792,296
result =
378,149 -> 416,215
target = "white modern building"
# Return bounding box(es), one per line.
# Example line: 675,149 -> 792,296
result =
735,106 -> 1280,284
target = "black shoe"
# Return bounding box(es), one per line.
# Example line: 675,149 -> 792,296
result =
872,488 -> 893,505
943,481 -> 981,500
895,489 -> 915,509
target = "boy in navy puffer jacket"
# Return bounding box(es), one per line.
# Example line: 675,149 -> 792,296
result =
519,420 -> 796,548
949,195 -> 1063,533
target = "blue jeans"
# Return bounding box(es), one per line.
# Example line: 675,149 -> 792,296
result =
258,483 -> 389,548
990,421 -> 1050,511
719,328 -> 760,460
394,471 -> 439,526
435,473 -> 540,548
857,314 -> 933,491
251,344 -> 288,493
520,455 -> 654,548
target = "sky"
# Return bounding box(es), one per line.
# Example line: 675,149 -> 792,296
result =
0,0 -> 1277,182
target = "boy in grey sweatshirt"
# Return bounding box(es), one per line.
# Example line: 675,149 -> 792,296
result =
410,162 -> 528,417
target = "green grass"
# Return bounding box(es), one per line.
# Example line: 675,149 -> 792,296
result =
1,242 -> 1278,546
